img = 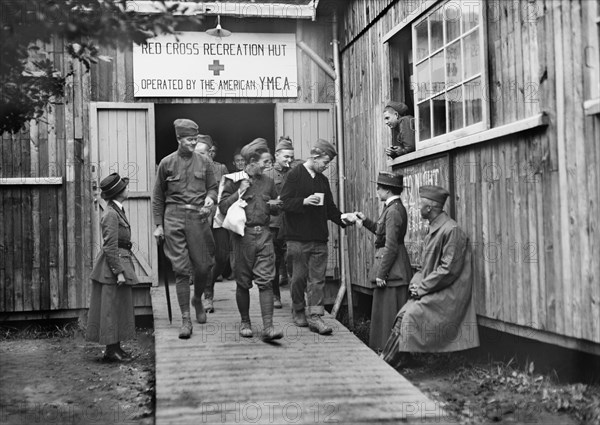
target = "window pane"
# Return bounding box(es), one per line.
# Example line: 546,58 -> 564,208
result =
464,1 -> 480,32
465,78 -> 483,126
416,59 -> 429,101
432,94 -> 447,136
430,9 -> 444,52
446,40 -> 462,86
463,30 -> 481,80
448,86 -> 464,132
445,2 -> 461,42
415,20 -> 429,61
431,50 -> 445,95
418,101 -> 431,141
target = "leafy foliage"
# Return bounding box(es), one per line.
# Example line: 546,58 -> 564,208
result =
0,0 -> 202,133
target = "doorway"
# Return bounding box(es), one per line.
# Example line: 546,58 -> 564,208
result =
154,103 -> 275,169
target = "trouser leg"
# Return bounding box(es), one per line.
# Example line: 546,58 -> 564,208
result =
287,241 -> 310,312
236,286 -> 251,323
306,242 -> 328,316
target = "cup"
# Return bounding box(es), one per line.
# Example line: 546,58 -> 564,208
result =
314,192 -> 324,206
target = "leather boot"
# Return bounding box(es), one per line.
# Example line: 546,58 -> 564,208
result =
240,321 -> 253,338
292,309 -> 308,327
259,289 -> 282,341
179,312 -> 193,339
307,314 -> 333,335
273,295 -> 282,309
192,296 -> 207,324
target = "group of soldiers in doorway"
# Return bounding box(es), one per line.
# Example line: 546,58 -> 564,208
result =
89,106 -> 479,367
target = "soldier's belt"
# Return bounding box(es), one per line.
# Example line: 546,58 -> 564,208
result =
245,225 -> 266,234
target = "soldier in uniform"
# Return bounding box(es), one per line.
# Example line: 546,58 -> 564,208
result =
263,136 -> 295,309
152,119 -> 217,339
195,135 -> 230,313
219,138 -> 283,342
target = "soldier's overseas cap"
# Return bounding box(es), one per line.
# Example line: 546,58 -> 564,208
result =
100,172 -> 129,200
197,134 -> 213,148
312,139 -> 337,159
174,118 -> 199,137
374,171 -> 404,188
241,138 -> 270,161
275,136 -> 293,152
419,185 -> 449,205
385,101 -> 408,116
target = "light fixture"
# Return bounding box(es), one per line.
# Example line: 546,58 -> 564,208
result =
206,15 -> 231,37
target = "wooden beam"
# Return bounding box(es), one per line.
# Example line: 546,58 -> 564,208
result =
127,1 -> 316,19
389,113 -> 549,166
0,177 -> 62,185
478,316 -> 600,357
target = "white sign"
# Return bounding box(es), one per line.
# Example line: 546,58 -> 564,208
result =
133,32 -> 298,98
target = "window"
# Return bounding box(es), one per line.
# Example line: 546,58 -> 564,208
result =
412,0 -> 488,148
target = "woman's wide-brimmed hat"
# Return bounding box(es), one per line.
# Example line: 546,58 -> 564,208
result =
373,171 -> 404,188
100,173 -> 129,200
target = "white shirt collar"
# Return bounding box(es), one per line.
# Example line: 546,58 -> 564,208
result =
112,200 -> 124,210
303,162 -> 316,178
385,195 -> 401,206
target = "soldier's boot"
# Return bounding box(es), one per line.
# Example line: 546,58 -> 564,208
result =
178,312 -> 193,339
259,289 -> 283,342
192,296 -> 207,324
292,309 -> 308,327
307,314 -> 333,335
203,296 -> 214,313
236,286 -> 253,338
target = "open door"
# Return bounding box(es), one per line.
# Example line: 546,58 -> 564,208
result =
90,102 -> 157,286
275,103 -> 339,279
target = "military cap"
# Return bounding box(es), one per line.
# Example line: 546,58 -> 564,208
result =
385,101 -> 409,116
374,171 -> 404,188
419,185 -> 450,205
240,138 -> 270,162
197,134 -> 213,148
173,118 -> 199,138
275,136 -> 294,152
311,139 -> 337,159
99,173 -> 129,200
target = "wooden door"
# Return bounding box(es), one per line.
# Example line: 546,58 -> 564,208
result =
275,103 -> 340,279
90,103 -> 157,285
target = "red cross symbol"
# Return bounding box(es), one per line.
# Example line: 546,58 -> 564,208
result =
208,60 -> 225,76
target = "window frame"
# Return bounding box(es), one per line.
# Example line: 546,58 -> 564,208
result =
411,0 -> 490,150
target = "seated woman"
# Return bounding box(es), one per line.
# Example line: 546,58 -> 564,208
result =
87,173 -> 138,362
355,172 -> 413,352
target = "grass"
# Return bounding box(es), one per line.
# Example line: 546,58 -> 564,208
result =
0,320 -> 81,341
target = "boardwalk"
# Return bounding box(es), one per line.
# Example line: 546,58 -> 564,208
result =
151,281 -> 448,424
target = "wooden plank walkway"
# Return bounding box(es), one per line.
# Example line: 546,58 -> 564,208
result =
151,281 -> 449,424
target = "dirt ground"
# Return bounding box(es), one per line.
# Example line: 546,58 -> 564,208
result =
0,326 -> 154,425
1,321 -> 599,425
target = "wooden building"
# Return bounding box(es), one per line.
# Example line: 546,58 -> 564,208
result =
340,0 -> 600,355
2,0 -> 599,357
0,0 -> 344,320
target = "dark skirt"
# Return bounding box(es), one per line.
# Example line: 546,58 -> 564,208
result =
369,284 -> 409,352
86,280 -> 136,345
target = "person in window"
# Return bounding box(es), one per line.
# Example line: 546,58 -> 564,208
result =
354,172 -> 413,352
381,185 -> 480,368
384,101 -> 416,158
87,173 -> 138,362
